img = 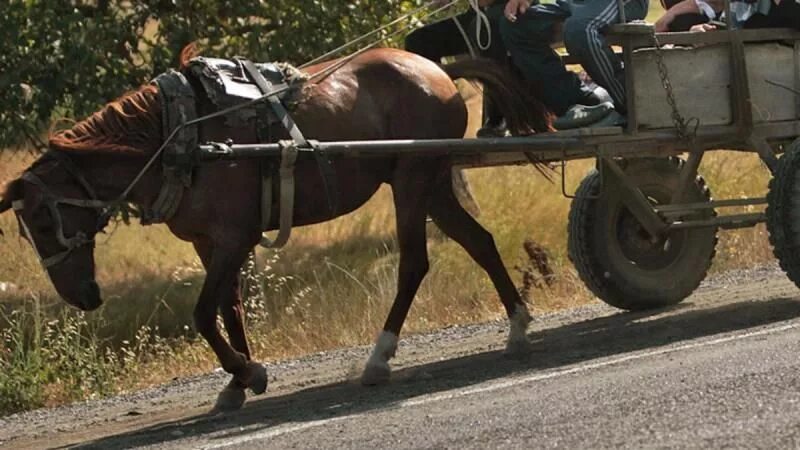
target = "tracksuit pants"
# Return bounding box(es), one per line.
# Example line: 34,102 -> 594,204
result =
493,0 -> 649,115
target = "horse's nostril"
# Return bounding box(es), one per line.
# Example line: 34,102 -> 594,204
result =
79,280 -> 102,311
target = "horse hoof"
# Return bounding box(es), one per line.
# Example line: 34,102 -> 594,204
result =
361,362 -> 391,386
213,386 -> 246,412
503,338 -> 533,359
245,361 -> 269,395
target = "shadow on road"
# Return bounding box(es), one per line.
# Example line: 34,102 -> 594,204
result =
72,296 -> 800,449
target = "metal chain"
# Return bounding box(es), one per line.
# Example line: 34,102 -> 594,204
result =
650,31 -> 698,146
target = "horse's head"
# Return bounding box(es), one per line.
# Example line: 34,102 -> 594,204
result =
2,155 -> 111,311
0,84 -> 162,311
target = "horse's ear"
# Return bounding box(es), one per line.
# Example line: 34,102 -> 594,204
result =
179,42 -> 200,69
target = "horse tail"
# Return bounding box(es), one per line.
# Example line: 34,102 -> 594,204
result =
442,58 -> 553,135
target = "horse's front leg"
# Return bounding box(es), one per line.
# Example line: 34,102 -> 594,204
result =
193,241 -> 267,411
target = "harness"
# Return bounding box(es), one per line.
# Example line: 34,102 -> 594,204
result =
13,153 -> 111,269
13,57 -> 326,269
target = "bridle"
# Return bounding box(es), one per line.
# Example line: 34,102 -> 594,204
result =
13,152 -> 113,269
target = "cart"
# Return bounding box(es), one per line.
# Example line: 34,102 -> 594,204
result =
196,25 -> 800,311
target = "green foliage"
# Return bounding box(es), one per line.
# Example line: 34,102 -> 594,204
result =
1,0 -> 433,150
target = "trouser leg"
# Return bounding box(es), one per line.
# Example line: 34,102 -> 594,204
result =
563,0 -> 649,114
491,5 -> 584,116
404,10 -> 476,62
746,0 -> 800,30
470,10 -> 509,125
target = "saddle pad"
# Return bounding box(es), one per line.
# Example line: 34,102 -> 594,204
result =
185,57 -> 306,125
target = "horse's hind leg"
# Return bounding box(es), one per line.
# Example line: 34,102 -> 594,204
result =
193,240 -> 268,411
361,164 -> 433,385
429,173 -> 533,356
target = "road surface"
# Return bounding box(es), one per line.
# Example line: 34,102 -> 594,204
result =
3,264 -> 800,449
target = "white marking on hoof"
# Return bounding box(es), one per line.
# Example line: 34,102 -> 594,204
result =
213,385 -> 246,413
504,304 -> 533,357
245,361 -> 269,395
361,331 -> 398,386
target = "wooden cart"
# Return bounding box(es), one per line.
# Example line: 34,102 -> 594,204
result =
197,26 -> 800,311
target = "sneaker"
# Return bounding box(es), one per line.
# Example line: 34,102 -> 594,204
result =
477,119 -> 510,138
579,86 -> 613,106
553,102 -> 614,130
589,110 -> 627,128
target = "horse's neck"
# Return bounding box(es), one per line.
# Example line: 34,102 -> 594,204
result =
75,153 -> 159,206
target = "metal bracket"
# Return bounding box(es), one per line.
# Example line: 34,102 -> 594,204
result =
671,149 -> 705,205
601,156 -> 669,239
748,133 -> 779,174
561,159 -> 604,200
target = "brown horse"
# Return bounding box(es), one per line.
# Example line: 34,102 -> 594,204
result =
0,48 -> 550,411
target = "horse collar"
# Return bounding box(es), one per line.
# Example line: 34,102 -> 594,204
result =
148,70 -> 199,224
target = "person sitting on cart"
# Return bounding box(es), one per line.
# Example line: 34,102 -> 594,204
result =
655,0 -> 800,32
405,0 -> 511,137
408,0 -> 615,130
495,0 -> 649,126
656,0 -> 713,31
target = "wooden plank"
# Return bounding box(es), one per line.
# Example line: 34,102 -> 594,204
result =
632,43 -> 796,130
747,43 -> 796,123
610,28 -> 800,48
623,36 -> 639,133
795,41 -> 800,120
632,45 -> 732,129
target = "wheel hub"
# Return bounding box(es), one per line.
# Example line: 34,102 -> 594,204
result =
617,208 -> 683,271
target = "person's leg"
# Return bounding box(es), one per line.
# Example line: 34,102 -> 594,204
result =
472,8 -> 510,133
767,0 -> 800,29
563,0 -> 649,115
669,13 -> 709,31
404,10 -> 477,62
492,5 -> 584,116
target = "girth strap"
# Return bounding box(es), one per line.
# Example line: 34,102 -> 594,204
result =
238,58 -> 339,248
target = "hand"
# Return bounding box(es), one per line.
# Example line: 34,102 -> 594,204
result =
654,13 -> 674,32
504,0 -> 531,22
690,23 -> 717,32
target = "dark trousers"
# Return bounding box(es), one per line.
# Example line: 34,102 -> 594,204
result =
404,10 -> 508,125
491,5 -> 584,115
669,13 -> 709,31
744,0 -> 800,30
405,11 -> 475,61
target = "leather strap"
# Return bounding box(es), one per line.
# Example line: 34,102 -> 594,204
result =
238,59 -> 301,248
239,58 -> 339,222
260,142 -> 299,248
149,70 -> 198,224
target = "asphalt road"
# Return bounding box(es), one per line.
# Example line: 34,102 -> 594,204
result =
4,265 -> 800,449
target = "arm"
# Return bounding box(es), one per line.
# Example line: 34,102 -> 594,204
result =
654,0 -> 718,32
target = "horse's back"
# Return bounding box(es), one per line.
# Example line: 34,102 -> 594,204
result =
299,48 -> 468,141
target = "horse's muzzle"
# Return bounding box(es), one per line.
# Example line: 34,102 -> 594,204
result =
76,280 -> 103,311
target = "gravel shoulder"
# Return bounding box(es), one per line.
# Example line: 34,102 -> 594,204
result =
2,264 -> 798,449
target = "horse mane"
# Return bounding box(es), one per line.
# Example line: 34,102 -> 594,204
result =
48,85 -> 162,156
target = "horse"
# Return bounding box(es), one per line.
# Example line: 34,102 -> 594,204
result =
0,48 -> 551,411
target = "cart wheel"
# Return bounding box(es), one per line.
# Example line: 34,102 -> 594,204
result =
766,139 -> 800,288
568,157 -> 718,310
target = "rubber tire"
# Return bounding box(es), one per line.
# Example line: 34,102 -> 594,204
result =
766,139 -> 800,288
568,157 -> 718,310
